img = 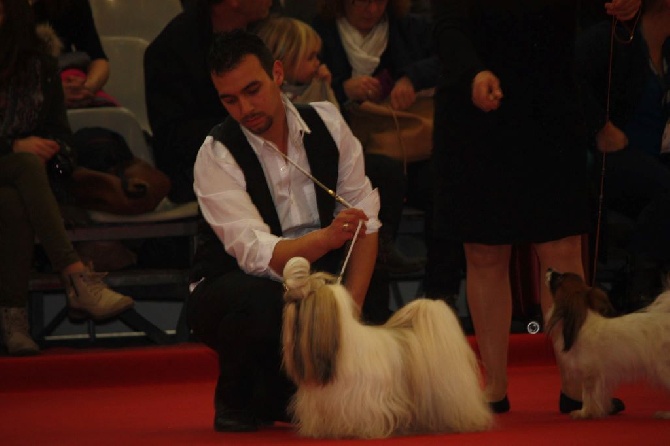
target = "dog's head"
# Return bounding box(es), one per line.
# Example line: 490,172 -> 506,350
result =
281,257 -> 343,386
545,269 -> 615,351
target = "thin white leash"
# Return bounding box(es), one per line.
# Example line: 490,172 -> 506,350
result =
337,220 -> 363,284
269,145 -> 363,281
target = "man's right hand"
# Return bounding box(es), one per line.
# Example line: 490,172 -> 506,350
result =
326,208 -> 369,249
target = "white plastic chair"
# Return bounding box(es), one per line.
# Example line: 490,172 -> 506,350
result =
100,36 -> 151,135
89,0 -> 183,43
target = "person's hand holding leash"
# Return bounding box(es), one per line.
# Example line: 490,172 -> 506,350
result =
472,70 -> 503,112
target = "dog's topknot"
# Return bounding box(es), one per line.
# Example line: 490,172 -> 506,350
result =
283,257 -> 312,302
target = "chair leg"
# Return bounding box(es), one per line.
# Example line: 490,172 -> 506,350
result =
37,305 -> 69,341
118,309 -> 171,344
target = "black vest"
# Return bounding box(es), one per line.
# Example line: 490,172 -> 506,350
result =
190,104 -> 343,282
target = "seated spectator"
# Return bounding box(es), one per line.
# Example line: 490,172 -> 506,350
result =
144,0 -> 272,204
31,0 -> 116,108
312,0 -> 464,293
255,16 -> 338,106
576,0 -> 670,311
0,0 -> 133,356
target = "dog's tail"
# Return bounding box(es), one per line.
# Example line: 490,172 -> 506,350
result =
390,299 -> 493,433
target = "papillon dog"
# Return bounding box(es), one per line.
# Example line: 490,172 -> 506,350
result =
280,257 -> 492,439
546,269 -> 670,419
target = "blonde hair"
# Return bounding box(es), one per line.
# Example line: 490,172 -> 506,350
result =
255,17 -> 322,83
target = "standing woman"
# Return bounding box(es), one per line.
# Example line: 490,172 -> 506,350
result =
0,0 -> 133,356
430,0 -> 640,413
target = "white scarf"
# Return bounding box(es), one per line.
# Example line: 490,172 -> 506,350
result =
336,16 -> 389,77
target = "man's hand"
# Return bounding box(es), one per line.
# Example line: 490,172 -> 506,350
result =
471,70 -> 503,112
326,208 -> 369,250
316,64 -> 332,85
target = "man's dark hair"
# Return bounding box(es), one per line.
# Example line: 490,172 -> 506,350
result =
207,29 -> 275,77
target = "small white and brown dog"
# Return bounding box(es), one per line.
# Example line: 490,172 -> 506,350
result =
546,268 -> 670,419
281,257 -> 492,439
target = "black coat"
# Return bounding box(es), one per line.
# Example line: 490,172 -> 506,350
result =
144,7 -> 228,203
431,0 -> 592,243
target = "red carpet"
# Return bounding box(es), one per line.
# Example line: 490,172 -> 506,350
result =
1,335 -> 669,445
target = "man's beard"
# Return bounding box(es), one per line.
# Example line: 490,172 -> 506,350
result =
242,113 -> 273,135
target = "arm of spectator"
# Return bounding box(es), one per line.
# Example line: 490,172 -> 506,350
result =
343,75 -> 383,102
83,58 -> 110,94
389,76 -> 417,110
432,0 -> 487,91
574,21 -> 614,143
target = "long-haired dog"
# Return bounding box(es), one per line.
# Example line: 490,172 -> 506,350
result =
546,269 -> 670,419
280,257 -> 492,439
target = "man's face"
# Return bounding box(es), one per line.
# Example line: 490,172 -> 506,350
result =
211,54 -> 284,136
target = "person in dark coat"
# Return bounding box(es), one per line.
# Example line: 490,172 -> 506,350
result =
576,0 -> 670,311
431,0 -> 641,414
144,0 -> 272,203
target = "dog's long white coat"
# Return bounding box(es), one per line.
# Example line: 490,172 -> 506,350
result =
551,291 -> 670,418
287,283 -> 492,438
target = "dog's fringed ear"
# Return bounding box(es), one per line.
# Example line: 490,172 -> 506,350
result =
302,285 -> 340,385
587,287 -> 616,317
548,289 -> 588,352
287,284 -> 341,386
281,257 -> 341,385
283,257 -> 312,303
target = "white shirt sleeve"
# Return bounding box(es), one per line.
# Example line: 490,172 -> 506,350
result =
193,136 -> 281,279
193,101 -> 380,279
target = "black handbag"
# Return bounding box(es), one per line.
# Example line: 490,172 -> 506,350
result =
46,139 -> 76,180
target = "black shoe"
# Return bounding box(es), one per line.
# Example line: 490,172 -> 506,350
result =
489,395 -> 510,414
214,408 -> 258,432
559,392 -> 625,415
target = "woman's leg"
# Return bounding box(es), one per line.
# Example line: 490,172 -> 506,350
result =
0,186 -> 36,308
464,242 -> 512,402
0,153 -> 79,271
0,186 -> 40,355
0,153 -> 133,320
533,234 -> 584,400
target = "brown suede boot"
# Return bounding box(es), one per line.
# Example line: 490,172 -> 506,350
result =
0,307 -> 40,356
62,267 -> 134,321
